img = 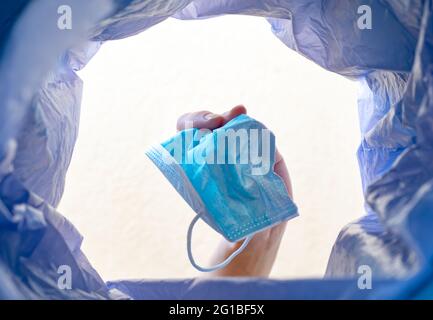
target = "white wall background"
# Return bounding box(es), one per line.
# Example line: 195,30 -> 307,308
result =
58,16 -> 364,282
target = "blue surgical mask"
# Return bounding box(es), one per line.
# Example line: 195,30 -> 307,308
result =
146,114 -> 298,272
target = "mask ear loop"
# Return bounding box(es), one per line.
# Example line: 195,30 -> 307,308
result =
187,214 -> 252,272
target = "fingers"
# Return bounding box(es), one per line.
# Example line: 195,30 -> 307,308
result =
176,105 -> 247,131
221,105 -> 247,125
176,111 -> 224,131
176,105 -> 291,199
273,151 -> 293,199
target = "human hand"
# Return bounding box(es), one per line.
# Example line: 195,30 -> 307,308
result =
177,105 -> 293,277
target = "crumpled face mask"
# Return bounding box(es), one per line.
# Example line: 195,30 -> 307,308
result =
146,114 -> 298,272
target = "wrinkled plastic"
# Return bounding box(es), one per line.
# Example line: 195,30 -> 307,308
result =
1,0 -> 433,299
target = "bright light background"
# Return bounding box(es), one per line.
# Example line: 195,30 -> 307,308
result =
58,16 -> 364,281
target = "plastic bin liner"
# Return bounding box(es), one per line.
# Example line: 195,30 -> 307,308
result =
1,0 -> 433,299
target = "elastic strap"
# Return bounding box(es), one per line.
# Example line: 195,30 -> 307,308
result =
187,214 -> 251,272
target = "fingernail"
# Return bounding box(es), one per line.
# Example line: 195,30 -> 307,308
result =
204,113 -> 219,120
